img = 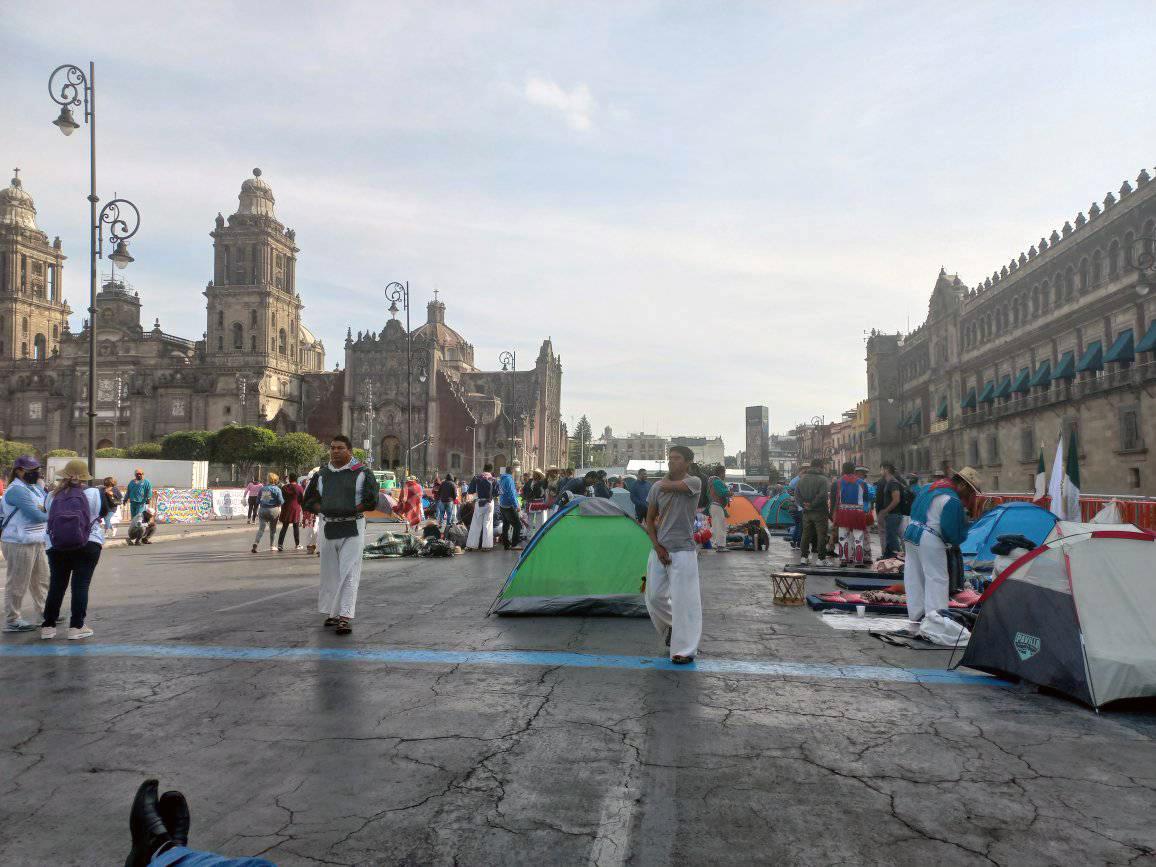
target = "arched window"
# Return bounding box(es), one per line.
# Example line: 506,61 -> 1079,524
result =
1092,250 -> 1103,286
1078,258 -> 1089,292
217,309 -> 224,329
1040,281 -> 1050,311
250,335 -> 256,352
217,335 -> 224,351
22,316 -> 28,334
1031,287 -> 1039,315
1108,240 -> 1120,278
33,334 -> 45,360
52,324 -> 58,338
1065,266 -> 1075,300
278,328 -> 286,354
232,322 -> 243,350
250,309 -> 257,328
1053,275 -> 1063,305
1125,232 -> 1136,269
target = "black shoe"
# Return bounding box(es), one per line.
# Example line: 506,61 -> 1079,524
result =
158,790 -> 190,847
126,779 -> 173,867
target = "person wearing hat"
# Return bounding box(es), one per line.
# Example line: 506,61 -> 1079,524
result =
41,459 -> 107,640
1,455 -> 50,632
398,474 -> 424,535
125,468 -> 153,520
901,466 -> 981,646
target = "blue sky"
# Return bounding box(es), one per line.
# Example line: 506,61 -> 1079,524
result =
4,2 -> 1155,454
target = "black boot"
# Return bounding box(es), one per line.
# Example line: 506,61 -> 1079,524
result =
125,779 -> 173,867
159,790 -> 190,848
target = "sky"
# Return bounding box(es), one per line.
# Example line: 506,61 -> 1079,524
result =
4,1 -> 1156,454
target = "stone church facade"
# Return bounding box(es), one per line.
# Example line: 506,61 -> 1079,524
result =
0,167 -> 565,473
864,162 -> 1156,495
0,168 -> 326,452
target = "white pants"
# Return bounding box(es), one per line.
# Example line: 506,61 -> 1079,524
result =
318,520 -> 366,619
709,504 -> 727,550
3,541 -> 49,625
904,532 -> 970,646
645,549 -> 702,659
467,500 -> 494,550
838,528 -> 866,564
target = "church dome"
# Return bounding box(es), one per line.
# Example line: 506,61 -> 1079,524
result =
0,170 -> 38,230
236,168 -> 277,218
413,298 -> 469,348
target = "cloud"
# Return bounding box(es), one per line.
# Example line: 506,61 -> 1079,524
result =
523,75 -> 596,132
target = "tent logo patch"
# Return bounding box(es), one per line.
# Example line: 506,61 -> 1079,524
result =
1014,632 -> 1041,661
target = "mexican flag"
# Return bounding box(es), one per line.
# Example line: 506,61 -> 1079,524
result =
1062,428 -> 1081,521
1047,435 -> 1065,519
1032,448 -> 1047,503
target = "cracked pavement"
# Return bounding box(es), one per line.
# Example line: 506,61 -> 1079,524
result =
1,533 -> 1154,865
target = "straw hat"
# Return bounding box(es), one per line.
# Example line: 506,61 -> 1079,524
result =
60,458 -> 93,480
953,466 -> 982,494
532,468 -> 545,479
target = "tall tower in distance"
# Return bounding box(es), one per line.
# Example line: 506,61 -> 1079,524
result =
204,168 -> 303,373
0,170 -> 69,361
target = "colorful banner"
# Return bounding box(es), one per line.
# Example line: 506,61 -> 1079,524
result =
155,488 -> 214,524
211,488 -> 248,519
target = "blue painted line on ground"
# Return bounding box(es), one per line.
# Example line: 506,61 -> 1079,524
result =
0,642 -> 1003,687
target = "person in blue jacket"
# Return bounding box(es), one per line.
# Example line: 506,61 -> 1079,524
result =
902,466 -> 981,645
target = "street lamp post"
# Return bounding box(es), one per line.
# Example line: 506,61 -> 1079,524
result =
413,349 -> 430,478
385,281 -> 412,475
362,380 -> 375,467
499,350 -> 519,468
48,62 -> 141,477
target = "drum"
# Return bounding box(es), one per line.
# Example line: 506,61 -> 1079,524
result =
771,571 -> 806,606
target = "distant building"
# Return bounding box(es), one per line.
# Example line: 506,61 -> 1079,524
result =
745,405 -> 769,475
597,428 -> 669,466
669,435 -> 725,467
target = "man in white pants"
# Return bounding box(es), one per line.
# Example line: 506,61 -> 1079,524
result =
302,435 -> 379,636
902,466 -> 980,646
644,445 -> 703,664
465,464 -> 497,551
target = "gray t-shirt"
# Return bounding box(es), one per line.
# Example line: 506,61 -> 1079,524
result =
647,475 -> 702,552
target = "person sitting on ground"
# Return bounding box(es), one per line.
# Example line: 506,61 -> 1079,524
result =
128,506 -> 157,546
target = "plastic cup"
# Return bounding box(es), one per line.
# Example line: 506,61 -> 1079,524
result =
855,604 -> 866,617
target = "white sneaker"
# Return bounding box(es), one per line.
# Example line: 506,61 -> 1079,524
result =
819,558 -> 831,567
295,545 -> 303,550
2,619 -> 36,633
40,626 -> 56,639
67,626 -> 94,640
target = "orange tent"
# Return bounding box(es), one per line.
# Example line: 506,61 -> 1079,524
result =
724,496 -> 766,528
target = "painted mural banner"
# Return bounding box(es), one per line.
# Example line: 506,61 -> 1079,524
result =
155,488 -> 215,524
212,488 -> 248,519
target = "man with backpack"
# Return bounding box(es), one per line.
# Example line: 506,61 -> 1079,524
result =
41,459 -> 108,640
465,464 -> 497,551
706,464 -> 731,552
875,462 -> 909,559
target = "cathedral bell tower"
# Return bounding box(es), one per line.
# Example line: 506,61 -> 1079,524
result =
0,170 -> 69,361
204,169 -> 303,374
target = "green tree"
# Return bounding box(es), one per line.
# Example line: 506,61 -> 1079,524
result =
126,442 -> 164,459
0,439 -> 38,469
45,448 -> 79,458
353,448 -> 368,463
262,432 -> 325,473
568,415 -> 592,467
95,447 -> 127,458
161,430 -> 212,461
209,425 -> 278,473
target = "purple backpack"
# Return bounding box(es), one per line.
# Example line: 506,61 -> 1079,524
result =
48,485 -> 95,550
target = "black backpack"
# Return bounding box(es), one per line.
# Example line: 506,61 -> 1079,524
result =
897,480 -> 916,516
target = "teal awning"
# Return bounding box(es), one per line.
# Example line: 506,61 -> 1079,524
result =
1030,360 -> 1052,386
978,380 -> 996,403
867,419 -> 876,435
1012,367 -> 1031,393
1138,321 -> 1156,353
961,387 -> 977,409
911,410 -> 922,428
1076,340 -> 1103,373
1104,329 -> 1134,363
936,397 -> 948,419
994,375 -> 1013,399
1053,351 -> 1076,381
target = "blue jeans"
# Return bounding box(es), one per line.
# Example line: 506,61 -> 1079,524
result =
42,541 -> 102,628
883,513 -> 903,559
436,501 -> 457,528
789,509 -> 802,546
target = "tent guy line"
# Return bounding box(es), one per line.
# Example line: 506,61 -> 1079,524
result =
0,642 -> 1006,686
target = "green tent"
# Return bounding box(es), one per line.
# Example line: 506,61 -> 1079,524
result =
490,497 -> 651,616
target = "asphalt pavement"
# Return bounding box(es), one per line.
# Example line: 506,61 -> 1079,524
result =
1,531 -> 1154,866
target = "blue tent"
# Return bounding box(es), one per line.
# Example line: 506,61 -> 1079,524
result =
961,502 -> 1057,566
760,492 -> 794,528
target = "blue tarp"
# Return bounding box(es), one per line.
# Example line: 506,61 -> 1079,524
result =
761,491 -> 794,528
960,502 -> 1058,566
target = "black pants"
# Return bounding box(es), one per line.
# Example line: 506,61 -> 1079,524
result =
43,542 -> 103,629
500,505 -> 522,548
277,522 -> 300,548
247,496 -> 259,522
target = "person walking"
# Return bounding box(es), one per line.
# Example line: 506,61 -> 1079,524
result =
875,462 -> 906,560
902,468 -> 980,645
465,464 -> 497,551
1,456 -> 49,633
630,468 -> 652,523
523,469 -> 547,536
399,475 -> 424,535
831,461 -> 871,566
706,464 -> 731,552
250,473 -> 284,553
40,459 -> 107,640
643,445 -> 703,664
794,459 -> 830,566
101,477 -> 123,538
302,435 -> 379,635
125,469 -> 153,521
243,477 -> 262,523
498,466 -> 522,550
277,473 -> 304,551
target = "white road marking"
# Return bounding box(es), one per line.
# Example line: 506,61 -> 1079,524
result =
216,585 -> 314,612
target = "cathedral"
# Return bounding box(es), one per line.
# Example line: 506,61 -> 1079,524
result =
0,167 -> 565,474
